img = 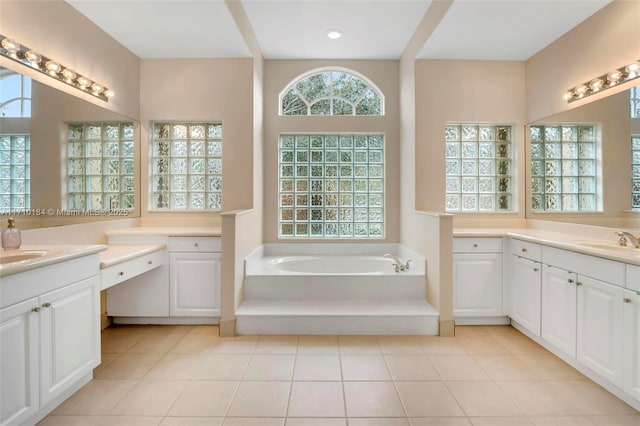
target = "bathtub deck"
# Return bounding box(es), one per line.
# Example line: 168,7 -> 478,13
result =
236,300 -> 439,335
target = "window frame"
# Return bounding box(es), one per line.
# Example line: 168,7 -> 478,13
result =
0,134 -> 30,213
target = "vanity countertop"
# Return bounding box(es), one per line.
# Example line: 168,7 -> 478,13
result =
454,228 -> 640,266
0,244 -> 107,278
99,243 -> 167,269
105,227 -> 222,237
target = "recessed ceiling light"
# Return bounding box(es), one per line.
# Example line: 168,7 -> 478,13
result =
327,29 -> 343,40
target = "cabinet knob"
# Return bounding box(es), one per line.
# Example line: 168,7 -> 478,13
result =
533,268 -> 539,272
194,243 -> 199,247
42,302 -> 51,308
575,281 -> 582,286
568,279 -> 574,284
147,260 -> 153,265
521,248 -> 527,252
31,307 -> 40,313
624,298 -> 632,303
118,271 -> 125,276
473,244 -> 478,248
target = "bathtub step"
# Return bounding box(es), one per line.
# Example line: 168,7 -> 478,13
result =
235,300 -> 439,335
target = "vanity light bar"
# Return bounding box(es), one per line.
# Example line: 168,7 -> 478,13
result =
0,34 -> 113,102
564,59 -> 640,103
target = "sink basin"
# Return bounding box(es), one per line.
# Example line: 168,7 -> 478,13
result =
0,250 -> 52,265
571,241 -> 638,252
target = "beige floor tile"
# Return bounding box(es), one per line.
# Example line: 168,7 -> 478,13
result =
287,381 -> 345,417
379,336 -> 424,354
255,335 -> 299,354
549,381 -> 637,415
285,419 -> 346,426
95,353 -> 162,379
98,416 -> 162,425
338,336 -> 382,354
469,417 -> 534,426
417,336 -> 467,355
37,415 -> 102,425
496,381 -> 580,416
516,355 -> 587,381
297,335 -> 340,354
209,336 -> 258,354
159,418 -> 223,426
454,335 -> 510,355
167,381 -> 238,417
144,354 -> 207,380
243,354 -> 295,380
222,419 -> 285,426
446,381 -> 524,417
530,417 -> 596,425
110,380 -> 188,416
53,380 -> 137,415
169,330 -> 220,355
588,415 -> 640,425
226,381 -> 291,417
194,354 -> 250,380
294,355 -> 342,381
396,381 -> 464,417
94,353 -> 121,375
385,355 -> 440,381
491,334 -> 548,355
341,355 -> 392,381
349,419 -> 410,426
343,381 -> 405,417
101,326 -> 150,353
126,326 -> 191,354
410,419 -> 471,426
429,355 -> 490,380
472,354 -> 539,380
454,326 -> 488,336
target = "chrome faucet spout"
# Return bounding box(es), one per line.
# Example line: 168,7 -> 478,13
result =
383,253 -> 403,264
616,231 -> 640,248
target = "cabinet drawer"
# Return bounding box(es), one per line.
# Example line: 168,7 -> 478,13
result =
627,264 -> 640,292
453,238 -> 502,253
169,237 -> 221,253
101,249 -> 164,290
510,239 -> 542,261
542,246 -> 625,287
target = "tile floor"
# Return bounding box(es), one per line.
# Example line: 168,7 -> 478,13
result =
38,325 -> 640,426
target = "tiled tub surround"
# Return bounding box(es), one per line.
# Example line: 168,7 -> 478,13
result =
238,244 -> 438,335
36,324 -> 639,425
453,226 -> 640,412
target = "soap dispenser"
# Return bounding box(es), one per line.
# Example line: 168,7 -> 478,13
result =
2,218 -> 22,250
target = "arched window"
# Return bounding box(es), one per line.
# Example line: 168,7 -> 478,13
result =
0,69 -> 31,118
280,68 -> 384,116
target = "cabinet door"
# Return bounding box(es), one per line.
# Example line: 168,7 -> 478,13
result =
453,253 -> 503,317
541,265 -> 577,358
39,276 -> 100,406
623,289 -> 640,401
0,298 -> 39,426
170,252 -> 221,317
509,255 -> 541,336
577,275 -> 624,387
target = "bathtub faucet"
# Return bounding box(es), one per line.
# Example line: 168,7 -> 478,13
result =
384,254 -> 412,272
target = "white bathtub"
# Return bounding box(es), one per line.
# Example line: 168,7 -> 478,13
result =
270,255 -> 400,275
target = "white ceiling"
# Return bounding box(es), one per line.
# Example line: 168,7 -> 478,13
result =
66,0 -> 613,61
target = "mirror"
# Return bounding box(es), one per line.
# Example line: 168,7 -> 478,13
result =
0,66 -> 140,228
526,85 -> 640,228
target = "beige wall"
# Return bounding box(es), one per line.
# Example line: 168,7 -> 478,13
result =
263,60 -> 400,243
526,0 -> 640,123
139,59 -> 255,220
415,60 -> 527,220
0,0 -> 140,121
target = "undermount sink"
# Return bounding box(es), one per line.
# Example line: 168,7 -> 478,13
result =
571,240 -> 638,252
0,250 -> 52,265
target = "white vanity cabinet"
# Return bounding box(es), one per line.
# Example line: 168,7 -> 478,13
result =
541,265 -> 577,358
169,237 -> 221,317
508,239 -> 542,337
623,288 -> 640,401
452,238 -> 503,321
0,254 -> 101,426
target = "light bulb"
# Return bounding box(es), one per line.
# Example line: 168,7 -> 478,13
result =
589,78 -> 604,92
61,69 -> 76,82
626,62 -> 640,78
563,91 -> 573,101
76,76 -> 91,88
91,83 -> 103,93
104,89 -> 114,98
574,85 -> 588,97
24,50 -> 41,65
607,70 -> 622,85
1,38 -> 21,56
45,61 -> 61,75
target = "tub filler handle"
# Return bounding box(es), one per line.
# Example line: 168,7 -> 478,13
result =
384,254 -> 412,272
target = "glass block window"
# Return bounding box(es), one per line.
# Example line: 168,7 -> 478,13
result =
631,86 -> 640,118
280,70 -> 383,116
279,134 -> 384,238
530,125 -> 598,212
0,135 -> 30,212
67,123 -> 135,210
150,122 -> 222,210
632,135 -> 640,210
0,70 -> 31,118
445,124 -> 513,212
